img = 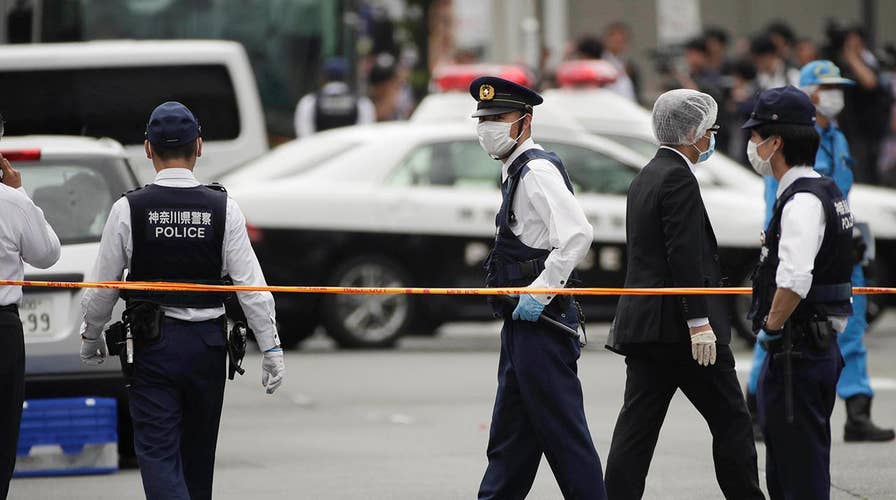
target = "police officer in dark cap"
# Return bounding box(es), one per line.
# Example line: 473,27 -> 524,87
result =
472,76 -> 607,499
79,101 -> 285,500
744,85 -> 852,499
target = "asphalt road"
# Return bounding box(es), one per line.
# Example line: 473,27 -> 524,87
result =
11,316 -> 896,500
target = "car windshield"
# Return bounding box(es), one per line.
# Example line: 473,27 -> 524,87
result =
18,158 -> 134,245
390,140 -> 638,195
596,133 -> 659,158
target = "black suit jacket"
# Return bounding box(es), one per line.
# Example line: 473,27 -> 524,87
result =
608,148 -> 730,352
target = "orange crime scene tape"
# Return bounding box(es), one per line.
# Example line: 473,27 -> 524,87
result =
2,280 -> 895,296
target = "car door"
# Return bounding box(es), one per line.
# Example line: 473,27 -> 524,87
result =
539,141 -> 637,320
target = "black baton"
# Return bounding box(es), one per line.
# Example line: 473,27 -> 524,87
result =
497,295 -> 581,341
772,322 -> 801,425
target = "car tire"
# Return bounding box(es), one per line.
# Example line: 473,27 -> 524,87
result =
321,255 -> 413,349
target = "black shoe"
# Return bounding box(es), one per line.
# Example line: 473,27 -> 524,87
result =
746,389 -> 763,442
844,395 -> 896,442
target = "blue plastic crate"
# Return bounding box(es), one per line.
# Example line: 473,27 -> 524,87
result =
15,397 -> 118,477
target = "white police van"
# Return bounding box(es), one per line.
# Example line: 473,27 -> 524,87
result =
0,40 -> 268,184
7,136 -> 139,465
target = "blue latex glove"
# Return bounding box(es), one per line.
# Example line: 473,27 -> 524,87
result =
756,329 -> 782,346
511,294 -> 545,322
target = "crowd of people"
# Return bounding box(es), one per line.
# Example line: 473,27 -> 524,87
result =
565,20 -> 896,188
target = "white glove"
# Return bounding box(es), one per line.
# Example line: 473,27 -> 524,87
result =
689,329 -> 717,366
262,349 -> 285,394
80,335 -> 107,366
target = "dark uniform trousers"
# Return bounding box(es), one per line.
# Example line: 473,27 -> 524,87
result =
605,343 -> 763,500
130,317 -> 227,500
478,318 -> 607,500
757,340 -> 843,500
0,309 -> 24,500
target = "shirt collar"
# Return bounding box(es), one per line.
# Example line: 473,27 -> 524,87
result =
776,166 -> 819,198
501,138 -> 542,182
659,145 -> 697,176
153,168 -> 201,187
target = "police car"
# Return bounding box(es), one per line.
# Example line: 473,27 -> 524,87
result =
9,136 -> 139,464
412,69 -> 896,330
224,121 -> 765,349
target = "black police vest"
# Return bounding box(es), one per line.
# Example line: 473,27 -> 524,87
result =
314,87 -> 360,132
125,183 -> 228,308
748,176 -> 854,331
484,149 -> 578,319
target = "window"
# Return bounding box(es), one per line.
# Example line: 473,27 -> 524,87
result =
598,133 -> 659,158
390,141 -> 498,189
20,159 -> 132,244
0,65 -> 240,145
541,142 -> 638,195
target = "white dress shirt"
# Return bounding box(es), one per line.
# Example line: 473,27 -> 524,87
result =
659,146 -> 711,329
774,166 -> 847,332
501,139 -> 593,305
294,82 -> 376,138
0,184 -> 61,305
79,168 -> 280,351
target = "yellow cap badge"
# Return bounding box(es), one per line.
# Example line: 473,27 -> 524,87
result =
479,84 -> 495,101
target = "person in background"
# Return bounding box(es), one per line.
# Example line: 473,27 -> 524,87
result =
751,34 -> 800,91
826,24 -> 891,184
766,21 -> 799,67
0,118 -> 61,500
294,58 -> 375,138
368,52 -> 413,122
602,22 -> 640,102
795,38 -> 820,68
745,61 -> 895,443
703,27 -> 731,74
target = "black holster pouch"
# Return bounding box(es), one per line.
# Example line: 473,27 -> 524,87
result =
796,319 -> 836,352
227,321 -> 249,380
124,301 -> 164,348
104,320 -> 135,385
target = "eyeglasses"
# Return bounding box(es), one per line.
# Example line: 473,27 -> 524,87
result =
707,124 -> 720,135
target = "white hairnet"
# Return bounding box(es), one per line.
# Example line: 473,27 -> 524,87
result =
651,89 -> 718,145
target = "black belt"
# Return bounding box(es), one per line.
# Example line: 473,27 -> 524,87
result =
0,304 -> 18,315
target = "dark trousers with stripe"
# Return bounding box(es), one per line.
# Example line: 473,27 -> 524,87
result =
478,319 -> 607,500
757,341 -> 843,500
604,343 -> 763,500
129,317 -> 227,500
0,310 -> 24,500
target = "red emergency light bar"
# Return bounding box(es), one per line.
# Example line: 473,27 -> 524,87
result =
0,149 -> 42,161
555,59 -> 619,88
432,64 -> 533,92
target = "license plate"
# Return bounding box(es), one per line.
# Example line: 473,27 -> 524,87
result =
19,294 -> 58,337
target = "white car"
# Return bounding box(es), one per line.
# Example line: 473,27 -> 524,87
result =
225,121 -> 764,349
414,89 -> 896,326
8,136 -> 139,465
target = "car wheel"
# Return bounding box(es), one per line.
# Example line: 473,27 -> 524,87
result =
322,256 -> 413,349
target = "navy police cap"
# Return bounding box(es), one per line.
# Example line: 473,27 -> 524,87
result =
145,101 -> 201,148
742,85 -> 816,129
470,76 -> 543,118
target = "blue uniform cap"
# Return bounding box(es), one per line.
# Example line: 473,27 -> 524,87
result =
323,58 -> 349,81
742,85 -> 816,129
469,76 -> 543,118
799,60 -> 855,87
145,101 -> 201,149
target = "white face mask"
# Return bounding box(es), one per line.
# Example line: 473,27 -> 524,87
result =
816,89 -> 844,118
747,137 -> 775,177
477,115 -> 526,160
